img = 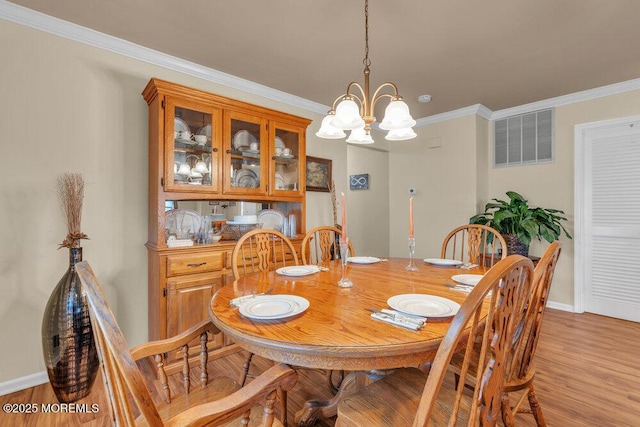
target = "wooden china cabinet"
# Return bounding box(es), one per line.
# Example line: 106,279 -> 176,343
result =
142,78 -> 310,350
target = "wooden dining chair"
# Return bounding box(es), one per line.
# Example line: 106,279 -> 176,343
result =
335,255 -> 535,426
301,225 -> 355,265
75,260 -> 297,427
450,241 -> 562,426
300,225 -> 355,394
231,228 -> 299,280
231,228 -> 300,399
501,241 -> 561,426
441,224 -> 507,267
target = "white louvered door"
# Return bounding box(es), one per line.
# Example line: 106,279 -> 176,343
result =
578,118 -> 640,321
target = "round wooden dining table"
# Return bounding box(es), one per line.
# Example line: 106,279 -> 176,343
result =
209,257 -> 489,425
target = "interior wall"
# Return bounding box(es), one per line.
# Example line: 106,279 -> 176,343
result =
0,20 -> 330,383
388,115 -> 481,260
346,145 -> 390,257
487,89 -> 640,307
303,129 -> 348,232
475,117 -> 490,209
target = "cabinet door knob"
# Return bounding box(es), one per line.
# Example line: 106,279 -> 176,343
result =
187,262 -> 207,268
226,149 -> 231,154
212,147 -> 218,152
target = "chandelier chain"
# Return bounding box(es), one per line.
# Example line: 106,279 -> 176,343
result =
363,0 -> 371,67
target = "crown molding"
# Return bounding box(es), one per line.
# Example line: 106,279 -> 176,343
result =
415,104 -> 492,127
490,78 -> 640,120
416,77 -> 640,125
0,0 -> 329,116
3,1 -> 640,126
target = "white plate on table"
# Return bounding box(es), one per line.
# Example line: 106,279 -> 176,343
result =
387,294 -> 461,318
347,256 -> 381,264
451,274 -> 484,287
424,258 -> 463,267
276,265 -> 320,277
239,295 -> 309,320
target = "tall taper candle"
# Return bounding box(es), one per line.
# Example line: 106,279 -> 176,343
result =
409,196 -> 414,238
341,192 -> 347,240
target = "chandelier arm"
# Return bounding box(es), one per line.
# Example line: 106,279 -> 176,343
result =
330,94 -> 349,111
371,82 -> 400,103
370,93 -> 396,114
346,82 -> 366,102
345,82 -> 366,110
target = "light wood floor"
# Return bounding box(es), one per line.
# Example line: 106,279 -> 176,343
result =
2,308 -> 640,426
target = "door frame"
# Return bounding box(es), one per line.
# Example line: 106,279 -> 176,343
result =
573,115 -> 640,313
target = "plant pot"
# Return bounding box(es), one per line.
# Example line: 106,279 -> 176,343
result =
504,234 -> 529,257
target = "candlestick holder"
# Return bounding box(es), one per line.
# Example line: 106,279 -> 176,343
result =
405,236 -> 419,271
338,238 -> 354,287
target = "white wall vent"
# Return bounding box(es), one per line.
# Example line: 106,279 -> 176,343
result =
494,108 -> 554,167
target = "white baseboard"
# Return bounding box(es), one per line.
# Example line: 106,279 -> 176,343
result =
0,371 -> 49,396
547,300 -> 574,313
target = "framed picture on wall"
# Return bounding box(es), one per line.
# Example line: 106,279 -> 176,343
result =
306,156 -> 332,192
350,173 -> 369,190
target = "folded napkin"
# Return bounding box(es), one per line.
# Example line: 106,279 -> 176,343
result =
449,285 -> 492,297
305,264 -> 329,271
370,312 -> 422,331
458,263 -> 479,270
450,284 -> 474,293
380,309 -> 427,326
230,294 -> 266,307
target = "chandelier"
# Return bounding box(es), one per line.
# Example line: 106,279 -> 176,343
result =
316,0 -> 416,144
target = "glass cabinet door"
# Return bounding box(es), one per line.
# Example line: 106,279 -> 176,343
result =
164,97 -> 222,193
270,122 -> 305,197
223,111 -> 267,194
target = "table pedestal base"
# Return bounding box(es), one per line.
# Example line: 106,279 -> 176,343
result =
294,369 -> 397,426
294,371 -> 357,426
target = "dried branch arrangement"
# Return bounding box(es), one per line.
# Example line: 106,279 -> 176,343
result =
56,172 -> 89,248
330,180 -> 337,227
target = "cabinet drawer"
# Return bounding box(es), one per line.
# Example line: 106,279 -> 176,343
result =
166,252 -> 224,277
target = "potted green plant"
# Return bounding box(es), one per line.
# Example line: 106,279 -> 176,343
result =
470,191 -> 572,256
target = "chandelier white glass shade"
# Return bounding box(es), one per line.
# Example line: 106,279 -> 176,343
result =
315,113 -> 346,139
332,98 -> 365,130
346,126 -> 375,144
316,0 -> 416,144
384,126 -> 417,141
379,100 -> 416,130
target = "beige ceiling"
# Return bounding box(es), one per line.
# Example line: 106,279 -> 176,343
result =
8,0 -> 640,119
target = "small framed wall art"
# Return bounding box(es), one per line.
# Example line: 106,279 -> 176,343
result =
350,173 -> 369,190
306,156 -> 332,192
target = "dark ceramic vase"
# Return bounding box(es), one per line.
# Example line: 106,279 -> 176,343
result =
41,247 -> 99,403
